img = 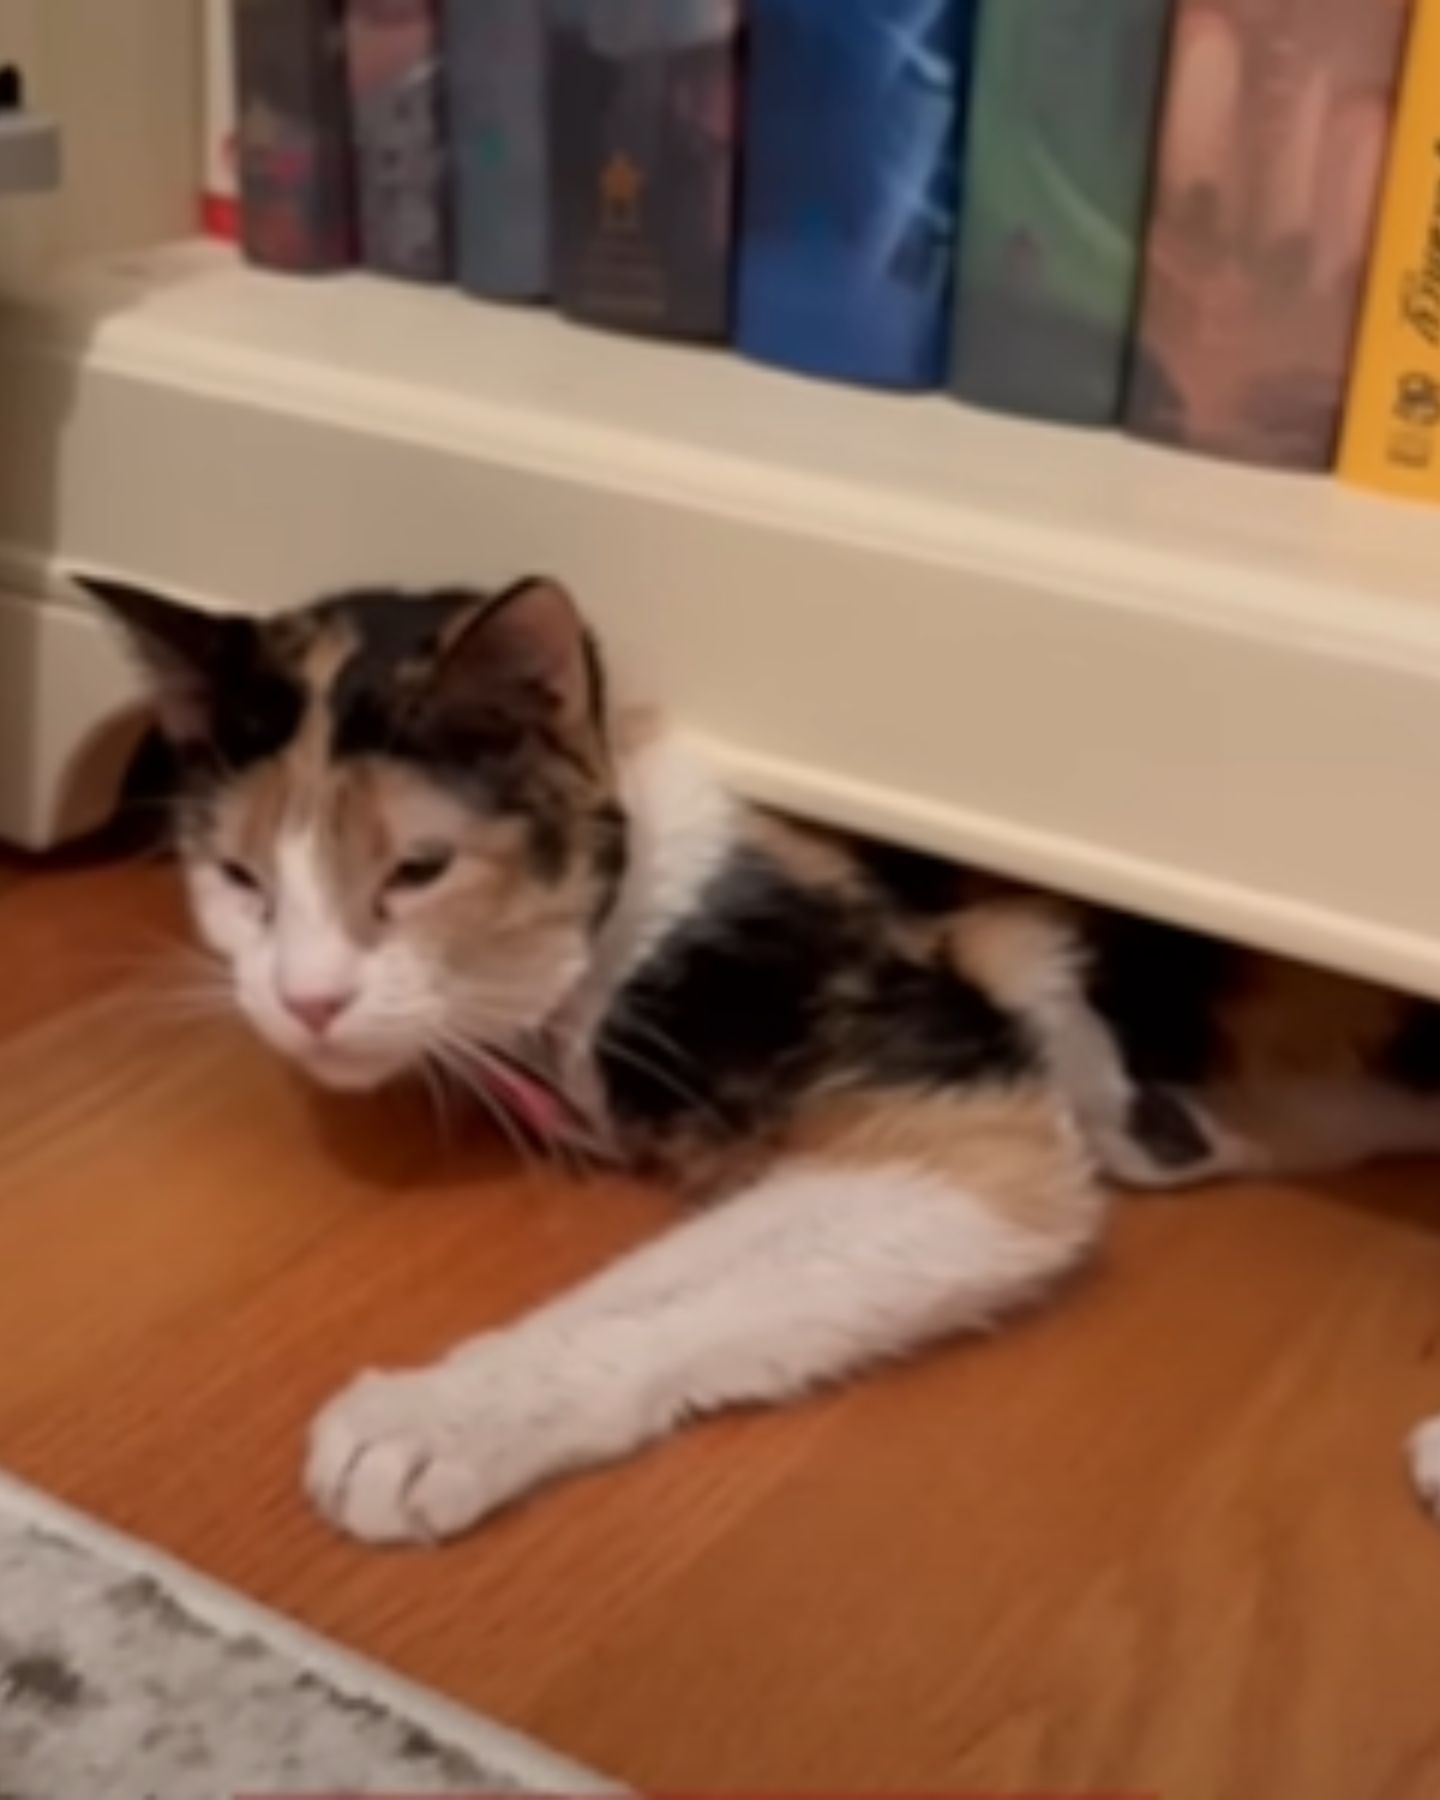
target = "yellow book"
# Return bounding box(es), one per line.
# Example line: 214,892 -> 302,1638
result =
1340,0 -> 1440,500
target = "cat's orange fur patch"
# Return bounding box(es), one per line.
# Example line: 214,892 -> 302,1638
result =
787,1086 -> 1096,1238
949,897 -> 1081,1015
746,814 -> 868,896
1217,959 -> 1407,1083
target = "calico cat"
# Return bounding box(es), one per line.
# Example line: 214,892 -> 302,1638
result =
85,572 -> 1440,1545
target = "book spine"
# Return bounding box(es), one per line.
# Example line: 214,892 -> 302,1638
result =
444,0 -> 548,300
232,0 -> 353,273
548,1 -> 741,340
202,0 -> 239,239
1125,0 -> 1411,471
346,0 -> 450,282
951,0 -> 1174,425
1338,0 -> 1440,502
735,0 -> 975,390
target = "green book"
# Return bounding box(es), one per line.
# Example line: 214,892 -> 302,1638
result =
951,0 -> 1174,425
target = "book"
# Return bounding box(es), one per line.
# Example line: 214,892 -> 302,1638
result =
736,0 -> 976,390
232,0 -> 353,274
1125,0 -> 1411,470
548,1 -> 741,340
1338,0 -> 1440,501
346,0 -> 450,282
951,0 -> 1174,425
444,0 -> 548,300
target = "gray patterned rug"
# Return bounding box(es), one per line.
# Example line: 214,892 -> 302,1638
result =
0,1472 -> 613,1799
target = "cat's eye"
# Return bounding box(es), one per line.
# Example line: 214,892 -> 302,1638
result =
218,857 -> 262,895
385,847 -> 454,893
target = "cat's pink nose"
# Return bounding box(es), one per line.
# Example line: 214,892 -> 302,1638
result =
280,988 -> 355,1037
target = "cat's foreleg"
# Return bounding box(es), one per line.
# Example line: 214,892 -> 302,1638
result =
306,1095 -> 1102,1545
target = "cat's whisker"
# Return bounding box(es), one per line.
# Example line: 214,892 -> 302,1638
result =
128,966 -> 234,1015
60,931 -> 218,984
131,992 -> 231,1021
592,1024 -> 728,1132
468,1036 -> 597,1183
431,1039 -> 545,1181
441,1026 -> 596,1185
440,991 -> 722,1154
418,1055 -> 455,1152
441,1019 -> 613,1184
452,994 -> 552,1031
603,1009 -> 709,1084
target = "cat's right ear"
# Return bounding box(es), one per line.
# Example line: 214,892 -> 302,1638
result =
76,575 -> 249,746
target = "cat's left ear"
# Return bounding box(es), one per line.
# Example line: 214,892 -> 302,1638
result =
434,577 -> 606,747
76,573 -> 255,745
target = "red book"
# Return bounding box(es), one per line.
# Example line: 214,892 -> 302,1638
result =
232,0 -> 354,274
1126,0 -> 1412,470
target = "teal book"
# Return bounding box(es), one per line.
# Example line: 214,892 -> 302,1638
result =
444,0 -> 548,299
951,0 -> 1174,424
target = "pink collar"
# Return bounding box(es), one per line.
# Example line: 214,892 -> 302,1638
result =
474,1047 -> 607,1156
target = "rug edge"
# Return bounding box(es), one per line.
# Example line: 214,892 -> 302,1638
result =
0,1469 -> 624,1796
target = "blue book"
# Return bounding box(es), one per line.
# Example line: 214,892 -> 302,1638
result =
736,0 -> 977,389
444,0 -> 548,299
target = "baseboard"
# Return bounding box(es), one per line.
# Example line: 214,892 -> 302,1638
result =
5,242 -> 1440,998
0,578 -> 144,849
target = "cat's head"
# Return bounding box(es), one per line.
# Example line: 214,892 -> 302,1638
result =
85,576 -> 626,1092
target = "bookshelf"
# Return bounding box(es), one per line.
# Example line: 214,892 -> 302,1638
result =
4,239 -> 1440,1000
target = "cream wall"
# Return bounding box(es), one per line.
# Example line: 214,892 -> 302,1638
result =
0,0 -> 198,291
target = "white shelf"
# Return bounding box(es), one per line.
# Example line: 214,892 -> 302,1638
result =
4,240 -> 1440,996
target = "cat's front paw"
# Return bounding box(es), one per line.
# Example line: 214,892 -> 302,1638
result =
305,1364 -> 536,1546
1409,1415 -> 1440,1521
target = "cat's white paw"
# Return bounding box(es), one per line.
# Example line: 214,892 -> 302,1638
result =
1408,1415 -> 1440,1521
305,1363 -> 541,1546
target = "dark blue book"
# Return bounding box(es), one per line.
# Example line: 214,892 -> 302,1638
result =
548,1 -> 741,340
736,0 -> 977,389
444,0 -> 548,300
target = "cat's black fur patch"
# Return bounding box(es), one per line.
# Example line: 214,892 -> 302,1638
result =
845,836 -> 968,915
315,586 -> 604,879
1125,1085 -> 1215,1170
1382,1001 -> 1440,1093
321,586 -> 468,661
84,582 -> 311,782
207,665 -> 306,772
322,587 -> 481,762
600,846 -> 1033,1145
1084,913 -> 1242,1087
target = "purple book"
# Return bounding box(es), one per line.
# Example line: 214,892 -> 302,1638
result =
346,0 -> 450,281
233,0 -> 353,273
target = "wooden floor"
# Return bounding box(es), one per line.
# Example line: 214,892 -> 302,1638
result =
2,858 -> 1440,1798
